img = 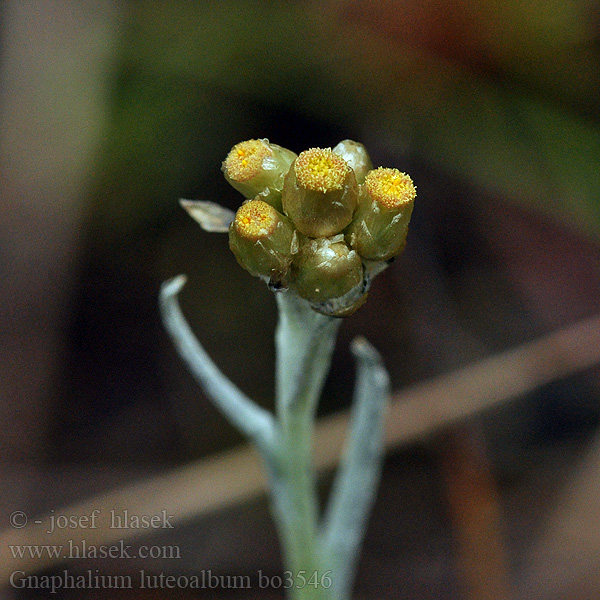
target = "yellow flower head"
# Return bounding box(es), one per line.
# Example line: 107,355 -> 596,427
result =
294,148 -> 350,193
224,139 -> 272,183
365,167 -> 416,209
233,199 -> 279,241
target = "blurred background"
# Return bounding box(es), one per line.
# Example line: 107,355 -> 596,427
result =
2,0 -> 600,598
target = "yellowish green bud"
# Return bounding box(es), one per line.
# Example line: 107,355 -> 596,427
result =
222,139 -> 297,212
291,236 -> 363,303
332,139 -> 373,184
282,148 -> 358,238
229,199 -> 296,280
346,167 -> 416,261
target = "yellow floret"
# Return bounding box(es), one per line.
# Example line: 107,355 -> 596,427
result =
234,200 -> 278,241
365,167 -> 416,209
224,140 -> 272,183
295,148 -> 349,193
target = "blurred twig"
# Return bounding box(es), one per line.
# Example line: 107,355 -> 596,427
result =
441,426 -> 511,600
3,313 -> 600,583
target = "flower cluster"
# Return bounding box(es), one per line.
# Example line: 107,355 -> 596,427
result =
224,139 -> 416,316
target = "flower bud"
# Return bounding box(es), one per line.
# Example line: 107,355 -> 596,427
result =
332,139 -> 373,184
223,139 -> 296,212
229,199 -> 296,280
291,236 -> 363,303
345,167 -> 416,261
282,148 -> 358,238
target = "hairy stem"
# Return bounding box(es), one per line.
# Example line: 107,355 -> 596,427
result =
268,292 -> 341,600
160,279 -> 389,600
321,337 -> 390,599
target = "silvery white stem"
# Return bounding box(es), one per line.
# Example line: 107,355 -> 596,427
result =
275,292 -> 341,413
321,337 -> 390,599
267,292 -> 342,600
160,278 -> 390,600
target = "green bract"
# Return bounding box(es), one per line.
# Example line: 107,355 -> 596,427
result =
345,168 -> 416,261
332,140 -> 373,185
229,199 -> 296,281
291,236 -> 363,303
